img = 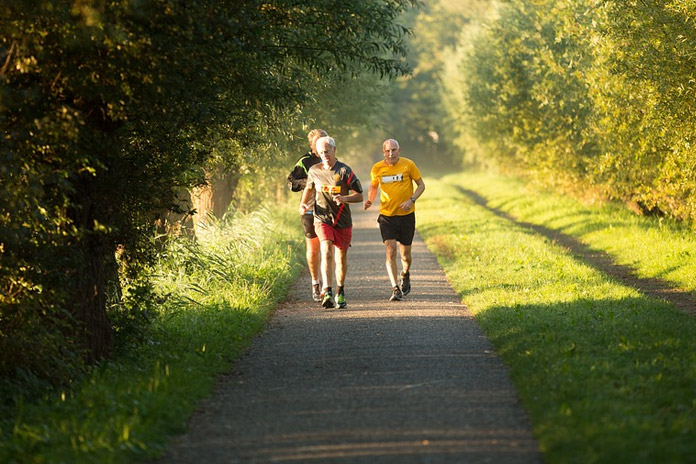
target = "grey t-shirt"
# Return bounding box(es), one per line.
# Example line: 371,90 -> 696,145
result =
307,160 -> 363,229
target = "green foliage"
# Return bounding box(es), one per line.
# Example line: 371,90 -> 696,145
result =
585,0 -> 696,221
0,200 -> 304,464
358,0 -> 495,167
449,0 -> 598,181
422,0 -> 696,226
418,171 -> 696,463
1,0 -> 419,387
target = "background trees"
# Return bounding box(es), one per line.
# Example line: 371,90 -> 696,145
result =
9,0 -> 696,394
0,0 -> 417,385
424,0 -> 696,223
354,0 -> 493,169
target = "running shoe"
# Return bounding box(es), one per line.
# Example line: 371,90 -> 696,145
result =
400,271 -> 411,296
312,284 -> 321,302
321,290 -> 335,309
335,293 -> 347,309
389,286 -> 403,301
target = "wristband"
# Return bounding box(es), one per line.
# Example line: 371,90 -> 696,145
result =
410,197 -> 416,203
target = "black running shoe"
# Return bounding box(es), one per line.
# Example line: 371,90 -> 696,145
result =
389,286 -> 403,301
321,290 -> 335,308
312,284 -> 321,302
400,271 -> 411,296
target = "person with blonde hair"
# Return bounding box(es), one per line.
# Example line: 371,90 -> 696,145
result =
287,128 -> 328,302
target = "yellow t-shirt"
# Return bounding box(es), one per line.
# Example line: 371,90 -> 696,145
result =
370,157 -> 422,217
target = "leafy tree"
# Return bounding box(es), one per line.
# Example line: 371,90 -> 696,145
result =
0,0 -> 418,385
438,0 -> 696,224
451,0 -> 596,182
367,0 -> 488,167
585,0 -> 696,220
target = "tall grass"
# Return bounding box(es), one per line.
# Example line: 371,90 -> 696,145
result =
417,171 -> 696,463
0,201 -> 304,464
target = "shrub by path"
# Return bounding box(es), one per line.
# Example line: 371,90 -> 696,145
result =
159,207 -> 542,463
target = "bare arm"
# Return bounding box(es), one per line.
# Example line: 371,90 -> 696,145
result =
363,183 -> 378,210
334,190 -> 363,205
398,177 -> 425,212
299,185 -> 314,215
412,177 -> 425,201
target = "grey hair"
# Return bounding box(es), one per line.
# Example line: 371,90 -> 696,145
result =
316,135 -> 336,149
383,138 -> 400,149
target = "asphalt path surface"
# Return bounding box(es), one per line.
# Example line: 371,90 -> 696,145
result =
160,206 -> 543,463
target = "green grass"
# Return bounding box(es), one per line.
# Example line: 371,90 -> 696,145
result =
460,172 -> 696,291
0,202 -> 305,464
5,170 -> 696,463
417,171 -> 696,463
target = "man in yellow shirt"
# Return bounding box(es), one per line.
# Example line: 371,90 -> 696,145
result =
363,139 -> 425,301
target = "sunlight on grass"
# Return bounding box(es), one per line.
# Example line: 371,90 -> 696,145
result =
459,172 -> 696,292
0,200 -> 305,464
417,171 -> 696,464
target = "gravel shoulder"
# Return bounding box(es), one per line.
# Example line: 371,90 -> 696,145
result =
159,207 -> 543,463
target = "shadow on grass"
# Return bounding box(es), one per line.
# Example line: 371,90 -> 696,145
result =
454,185 -> 696,315
476,295 -> 696,463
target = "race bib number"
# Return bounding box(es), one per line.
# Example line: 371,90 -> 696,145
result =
381,174 -> 404,184
319,184 -> 342,194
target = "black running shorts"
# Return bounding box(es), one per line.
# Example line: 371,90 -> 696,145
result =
301,213 -> 317,239
377,212 -> 415,246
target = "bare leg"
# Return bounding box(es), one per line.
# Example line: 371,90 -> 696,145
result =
399,243 -> 412,275
320,239 -> 335,290
335,246 -> 348,288
384,239 -> 399,287
306,236 -> 320,282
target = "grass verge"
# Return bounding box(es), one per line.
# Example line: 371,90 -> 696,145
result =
457,172 -> 696,292
0,201 -> 304,464
417,170 -> 696,464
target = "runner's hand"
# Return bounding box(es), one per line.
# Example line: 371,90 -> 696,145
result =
399,199 -> 414,211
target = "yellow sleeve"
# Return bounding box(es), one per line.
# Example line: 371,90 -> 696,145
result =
370,163 -> 381,187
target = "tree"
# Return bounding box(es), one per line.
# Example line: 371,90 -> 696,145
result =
0,0 -> 418,383
367,0 -> 493,168
439,0 -> 696,224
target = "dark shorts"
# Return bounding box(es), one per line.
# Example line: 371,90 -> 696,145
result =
315,223 -> 353,251
301,214 -> 317,239
378,213 -> 415,246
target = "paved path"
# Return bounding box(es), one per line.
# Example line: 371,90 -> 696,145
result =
161,207 -> 542,463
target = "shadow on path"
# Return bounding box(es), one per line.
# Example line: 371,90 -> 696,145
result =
455,186 -> 696,315
159,208 -> 543,464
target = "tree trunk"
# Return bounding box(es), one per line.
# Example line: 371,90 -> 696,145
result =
73,236 -> 114,362
67,176 -> 115,363
191,168 -> 239,234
